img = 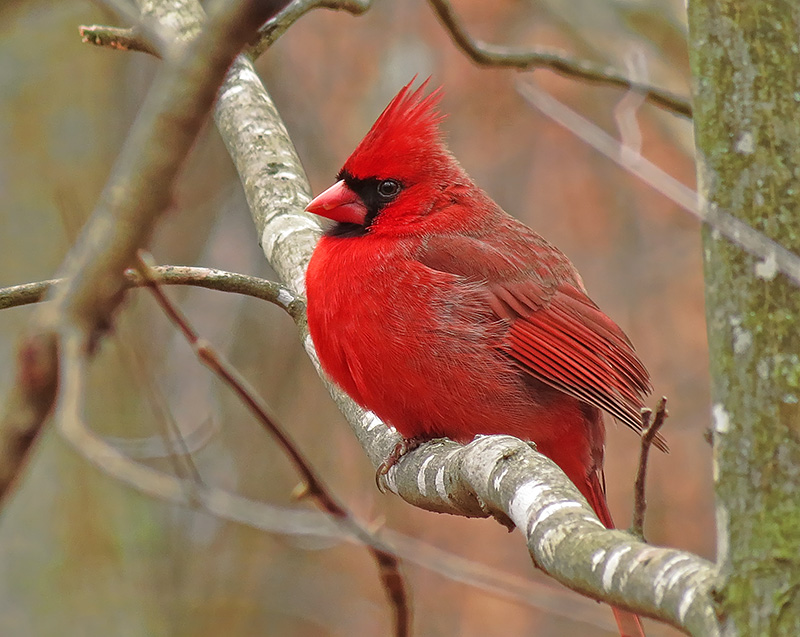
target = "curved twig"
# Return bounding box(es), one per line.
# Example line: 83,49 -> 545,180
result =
249,0 -> 373,59
428,0 -> 692,118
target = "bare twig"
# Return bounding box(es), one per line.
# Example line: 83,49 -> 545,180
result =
249,0 -> 373,58
516,79 -> 800,288
133,253 -> 410,637
429,0 -> 692,118
83,0 -> 374,61
0,266 -> 302,318
630,397 -> 669,540
79,24 -> 159,56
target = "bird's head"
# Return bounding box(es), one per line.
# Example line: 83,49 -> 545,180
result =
306,79 -> 470,237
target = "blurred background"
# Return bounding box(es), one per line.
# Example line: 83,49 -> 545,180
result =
0,0 -> 711,635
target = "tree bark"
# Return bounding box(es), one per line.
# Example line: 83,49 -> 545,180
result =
688,2 -> 800,633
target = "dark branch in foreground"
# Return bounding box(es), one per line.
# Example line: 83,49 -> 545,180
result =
428,0 -> 692,118
631,397 -> 669,540
0,332 -> 59,506
0,0 -> 285,512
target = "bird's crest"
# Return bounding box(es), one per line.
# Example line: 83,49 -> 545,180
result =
343,78 -> 448,180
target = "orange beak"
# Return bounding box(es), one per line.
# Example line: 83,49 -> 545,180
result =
305,180 -> 367,225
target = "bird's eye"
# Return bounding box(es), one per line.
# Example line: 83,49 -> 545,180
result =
377,179 -> 402,200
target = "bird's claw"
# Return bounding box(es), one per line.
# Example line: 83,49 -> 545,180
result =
375,436 -> 426,493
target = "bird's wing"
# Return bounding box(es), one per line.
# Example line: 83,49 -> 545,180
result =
418,233 -> 667,451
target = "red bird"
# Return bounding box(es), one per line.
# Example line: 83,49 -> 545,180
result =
305,80 -> 666,637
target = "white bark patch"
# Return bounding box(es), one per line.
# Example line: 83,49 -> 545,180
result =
712,403 -> 730,433
628,547 -> 664,583
232,65 -> 262,86
492,465 -> 509,492
730,315 -> 752,355
435,465 -> 447,500
538,520 -> 573,564
303,334 -> 320,367
536,501 -> 583,526
363,412 -> 383,431
417,455 -> 434,496
734,131 -> 755,154
591,548 -> 608,570
276,288 -> 294,307
508,481 -> 550,531
679,585 -> 699,623
654,555 -> 696,605
733,327 -> 752,354
755,250 -> 778,280
385,466 -> 398,492
716,505 -> 730,566
219,84 -> 244,101
261,214 -> 319,265
602,545 -> 633,590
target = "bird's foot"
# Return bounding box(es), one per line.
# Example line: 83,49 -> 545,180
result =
375,436 -> 426,493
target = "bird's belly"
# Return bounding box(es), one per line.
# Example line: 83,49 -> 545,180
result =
317,297 -> 574,445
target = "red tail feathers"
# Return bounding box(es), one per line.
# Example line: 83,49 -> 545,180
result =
612,608 -> 646,637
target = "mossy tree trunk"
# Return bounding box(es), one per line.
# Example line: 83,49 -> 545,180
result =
688,1 -> 800,634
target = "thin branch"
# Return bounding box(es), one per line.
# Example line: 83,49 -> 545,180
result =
631,397 -> 669,540
516,79 -> 800,288
133,254 -> 410,637
428,0 -> 692,118
0,266 -> 302,318
79,24 -> 159,56
249,0 -> 373,59
82,1 -> 374,61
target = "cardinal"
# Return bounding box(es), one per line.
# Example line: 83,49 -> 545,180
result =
304,80 -> 666,637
